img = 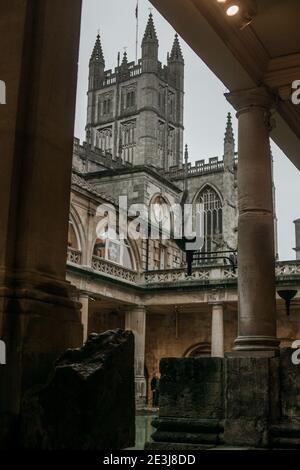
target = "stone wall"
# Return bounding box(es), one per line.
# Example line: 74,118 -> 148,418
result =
89,311 -> 126,334
145,310 -> 237,386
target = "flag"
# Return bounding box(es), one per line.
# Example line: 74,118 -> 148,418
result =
135,1 -> 139,19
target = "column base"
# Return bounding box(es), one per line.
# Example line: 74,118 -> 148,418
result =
234,335 -> 280,352
0,275 -> 83,448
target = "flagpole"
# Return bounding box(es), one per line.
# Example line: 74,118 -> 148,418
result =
135,0 -> 139,63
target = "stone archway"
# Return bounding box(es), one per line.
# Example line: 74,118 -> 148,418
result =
184,342 -> 211,358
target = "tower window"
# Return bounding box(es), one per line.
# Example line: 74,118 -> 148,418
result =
121,87 -> 137,112
96,127 -> 113,153
168,126 -> 176,167
120,120 -> 136,164
126,91 -> 136,108
97,95 -> 113,119
168,91 -> 175,119
103,98 -> 112,115
159,86 -> 166,113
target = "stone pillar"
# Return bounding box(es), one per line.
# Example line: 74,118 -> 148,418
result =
125,306 -> 147,406
294,219 -> 300,260
0,0 -> 83,444
79,294 -> 89,344
226,87 -> 279,352
211,303 -> 224,358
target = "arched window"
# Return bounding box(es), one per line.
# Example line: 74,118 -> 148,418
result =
197,186 -> 223,260
120,120 -> 136,164
93,228 -> 135,270
96,127 -> 112,153
150,195 -> 174,270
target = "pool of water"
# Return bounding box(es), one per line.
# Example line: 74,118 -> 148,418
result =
129,414 -> 156,450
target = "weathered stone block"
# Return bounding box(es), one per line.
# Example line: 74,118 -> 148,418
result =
268,349 -> 300,448
280,348 -> 300,419
224,356 -> 279,447
226,357 -> 272,418
159,358 -> 224,420
147,352 -> 300,449
146,358 -> 225,449
20,329 -> 135,450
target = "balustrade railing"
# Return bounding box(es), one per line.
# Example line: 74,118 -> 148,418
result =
91,256 -> 138,284
276,261 -> 300,277
141,265 -> 236,285
67,248 -> 82,265
67,252 -> 300,287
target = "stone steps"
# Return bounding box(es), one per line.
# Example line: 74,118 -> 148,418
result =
270,422 -> 300,449
147,417 -> 224,449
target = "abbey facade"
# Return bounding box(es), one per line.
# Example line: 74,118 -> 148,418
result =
66,15 -> 300,405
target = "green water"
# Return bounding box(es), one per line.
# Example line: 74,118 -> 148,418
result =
131,414 -> 156,450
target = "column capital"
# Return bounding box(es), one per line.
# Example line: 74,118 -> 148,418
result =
208,289 -> 225,305
225,86 -> 274,115
209,301 -> 224,308
79,291 -> 90,298
126,304 -> 147,314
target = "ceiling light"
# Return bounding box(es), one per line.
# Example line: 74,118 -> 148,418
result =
226,4 -> 240,16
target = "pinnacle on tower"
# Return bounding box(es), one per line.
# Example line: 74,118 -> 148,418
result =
169,34 -> 184,63
142,13 -> 158,44
121,51 -> 128,67
90,33 -> 105,66
224,113 -> 235,144
120,50 -> 130,79
141,13 -> 159,73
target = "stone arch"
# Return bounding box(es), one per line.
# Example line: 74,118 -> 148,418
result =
184,342 -> 211,358
192,182 -> 223,205
69,204 -> 86,254
192,184 -> 224,256
92,228 -> 140,271
149,192 -> 174,239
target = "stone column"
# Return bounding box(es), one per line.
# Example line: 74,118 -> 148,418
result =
226,87 -> 279,352
0,0 -> 83,443
125,306 -> 147,406
80,294 -> 89,344
211,303 -> 224,357
294,219 -> 300,260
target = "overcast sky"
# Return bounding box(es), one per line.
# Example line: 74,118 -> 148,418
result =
75,0 -> 300,261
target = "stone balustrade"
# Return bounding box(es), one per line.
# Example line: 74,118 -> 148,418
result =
91,255 -> 138,284
67,249 -> 300,288
166,156 -> 238,180
142,265 -> 233,284
275,261 -> 300,277
100,62 -> 142,88
67,247 -> 82,265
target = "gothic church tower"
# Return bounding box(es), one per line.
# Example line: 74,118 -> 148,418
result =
85,14 -> 185,170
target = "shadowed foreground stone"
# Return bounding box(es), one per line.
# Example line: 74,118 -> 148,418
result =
269,348 -> 300,448
145,358 -> 225,450
146,349 -> 300,449
20,329 -> 135,450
